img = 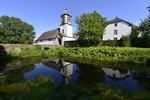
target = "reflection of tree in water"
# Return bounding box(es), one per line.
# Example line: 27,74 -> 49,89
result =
3,65 -> 35,83
0,45 -> 9,72
76,64 -> 104,84
0,61 -> 7,72
132,71 -> 150,90
113,68 -> 129,75
0,45 -> 7,57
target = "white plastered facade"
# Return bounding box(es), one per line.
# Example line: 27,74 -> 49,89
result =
103,21 -> 132,41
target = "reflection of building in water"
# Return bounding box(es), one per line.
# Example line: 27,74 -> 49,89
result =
102,68 -> 130,80
60,61 -> 73,85
42,60 -> 73,85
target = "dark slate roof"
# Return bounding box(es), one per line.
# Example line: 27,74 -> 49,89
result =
109,17 -> 124,23
36,28 -> 60,41
109,17 -> 132,26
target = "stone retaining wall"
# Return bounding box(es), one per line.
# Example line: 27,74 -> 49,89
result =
0,44 -> 62,53
0,44 -> 35,53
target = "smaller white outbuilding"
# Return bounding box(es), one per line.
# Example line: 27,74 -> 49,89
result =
103,17 -> 132,41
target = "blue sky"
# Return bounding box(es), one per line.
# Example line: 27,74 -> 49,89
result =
0,0 -> 149,39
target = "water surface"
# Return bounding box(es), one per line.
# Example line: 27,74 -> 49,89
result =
0,59 -> 150,92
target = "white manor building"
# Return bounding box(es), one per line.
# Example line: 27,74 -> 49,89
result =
103,17 -> 132,41
35,10 -> 132,45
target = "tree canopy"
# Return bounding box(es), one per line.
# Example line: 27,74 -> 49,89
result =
147,6 -> 150,12
75,11 -> 108,46
138,15 -> 150,47
129,6 -> 150,48
130,25 -> 140,47
0,15 -> 35,44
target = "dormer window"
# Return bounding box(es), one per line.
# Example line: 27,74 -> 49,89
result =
115,23 -> 117,27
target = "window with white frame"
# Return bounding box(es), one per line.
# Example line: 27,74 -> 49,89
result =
114,30 -> 118,35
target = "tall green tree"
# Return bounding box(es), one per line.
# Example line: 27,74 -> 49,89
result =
0,16 -> 35,44
138,15 -> 150,47
147,6 -> 150,12
75,11 -> 108,46
130,25 -> 140,47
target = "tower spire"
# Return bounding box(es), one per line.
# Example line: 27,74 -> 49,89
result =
60,10 -> 73,37
64,9 -> 69,14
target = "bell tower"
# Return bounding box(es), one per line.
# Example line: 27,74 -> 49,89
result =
60,9 -> 73,37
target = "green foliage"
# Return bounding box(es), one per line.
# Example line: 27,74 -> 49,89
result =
130,26 -> 140,47
0,75 -> 54,93
138,15 -> 150,47
0,15 -> 35,44
1,75 -> 150,100
1,46 -> 150,64
75,11 -> 108,46
120,35 -> 131,47
129,7 -> 150,48
129,16 -> 150,48
35,45 -> 41,50
147,6 -> 150,12
52,47 -> 150,64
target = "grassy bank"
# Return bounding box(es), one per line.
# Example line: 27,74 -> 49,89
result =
4,46 -> 150,65
52,46 -> 150,64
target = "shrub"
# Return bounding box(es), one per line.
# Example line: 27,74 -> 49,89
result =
120,35 -> 131,47
35,45 -> 41,50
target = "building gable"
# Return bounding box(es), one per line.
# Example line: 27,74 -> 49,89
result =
109,17 -> 132,26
